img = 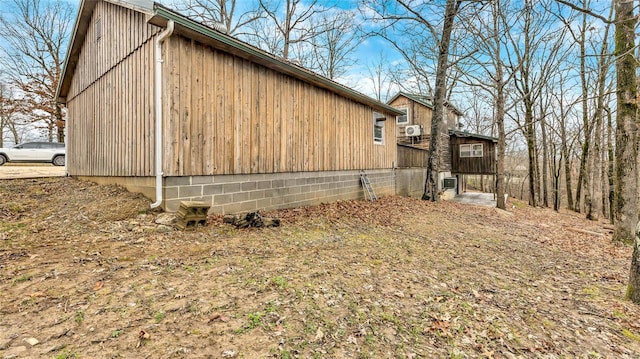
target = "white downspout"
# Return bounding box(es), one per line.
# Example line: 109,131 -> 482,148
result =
150,20 -> 174,209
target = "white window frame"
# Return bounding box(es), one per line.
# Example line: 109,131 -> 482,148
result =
396,107 -> 409,125
373,112 -> 385,145
460,143 -> 483,158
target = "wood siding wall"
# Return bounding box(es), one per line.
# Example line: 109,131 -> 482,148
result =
392,96 -> 451,171
397,145 -> 428,168
450,137 -> 496,174
162,35 -> 397,176
66,1 -> 159,176
390,95 -> 458,138
390,97 -> 432,138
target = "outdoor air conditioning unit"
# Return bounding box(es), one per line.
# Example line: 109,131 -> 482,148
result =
443,177 -> 457,190
405,125 -> 422,137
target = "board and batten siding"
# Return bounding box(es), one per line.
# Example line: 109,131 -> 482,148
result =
450,136 -> 496,174
66,1 -> 159,177
162,35 -> 397,176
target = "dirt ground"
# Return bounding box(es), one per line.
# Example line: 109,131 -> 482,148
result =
0,164 -> 66,180
1,177 -> 639,359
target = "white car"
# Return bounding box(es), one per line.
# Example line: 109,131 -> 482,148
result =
0,142 -> 66,166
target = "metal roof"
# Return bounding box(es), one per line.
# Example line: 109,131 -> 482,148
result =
449,130 -> 498,142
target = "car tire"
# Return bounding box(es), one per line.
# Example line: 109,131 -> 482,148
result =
53,155 -> 65,166
0,155 -> 6,166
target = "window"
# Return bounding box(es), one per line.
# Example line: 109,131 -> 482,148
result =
460,143 -> 483,157
373,112 -> 385,145
396,107 -> 409,124
96,18 -> 102,41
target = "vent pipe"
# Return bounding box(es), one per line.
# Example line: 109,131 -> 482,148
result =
210,21 -> 227,33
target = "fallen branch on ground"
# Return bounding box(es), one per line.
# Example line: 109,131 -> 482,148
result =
223,211 -> 280,228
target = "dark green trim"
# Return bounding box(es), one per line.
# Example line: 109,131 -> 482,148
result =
449,130 -> 498,142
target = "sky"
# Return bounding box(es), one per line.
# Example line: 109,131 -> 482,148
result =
0,0 -> 618,144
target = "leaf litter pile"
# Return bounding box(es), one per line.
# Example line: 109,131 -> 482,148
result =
1,177 -> 639,358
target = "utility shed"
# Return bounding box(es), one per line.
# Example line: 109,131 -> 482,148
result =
57,0 -> 403,214
448,130 -> 498,196
449,130 -> 497,175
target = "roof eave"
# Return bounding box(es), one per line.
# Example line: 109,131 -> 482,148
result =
449,130 -> 498,142
56,0 -> 91,103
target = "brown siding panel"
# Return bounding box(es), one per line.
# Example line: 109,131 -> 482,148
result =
65,2 -> 159,176
162,36 -> 396,176
450,137 -> 496,174
67,5 -> 396,179
397,145 -> 429,168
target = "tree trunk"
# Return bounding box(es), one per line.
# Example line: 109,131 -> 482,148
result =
495,72 -> 506,210
629,224 -> 640,302
494,1 -> 506,210
612,0 -> 640,305
524,106 -> 537,207
561,117 -> 574,211
587,11 -> 612,221
613,0 -> 638,245
541,112 -> 549,208
422,0 -> 460,201
56,103 -> 65,142
606,107 -> 614,223
553,145 -> 562,212
587,118 -> 603,221
601,137 -> 609,219
575,6 -> 591,214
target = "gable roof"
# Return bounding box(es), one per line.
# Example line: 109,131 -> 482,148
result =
57,0 -> 403,116
57,0 -> 154,102
387,92 -> 464,117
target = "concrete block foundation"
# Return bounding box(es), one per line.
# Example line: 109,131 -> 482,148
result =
78,168 -> 460,214
162,169 -> 396,214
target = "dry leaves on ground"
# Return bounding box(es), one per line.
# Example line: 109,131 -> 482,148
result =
0,177 -> 639,358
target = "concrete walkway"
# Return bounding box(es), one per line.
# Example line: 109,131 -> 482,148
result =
449,191 -> 497,207
0,165 -> 66,179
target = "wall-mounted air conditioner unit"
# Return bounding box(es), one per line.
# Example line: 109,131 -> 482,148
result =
405,125 -> 422,137
443,177 -> 457,190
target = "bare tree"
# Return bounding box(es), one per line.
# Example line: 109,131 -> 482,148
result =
168,0 -> 263,35
0,80 -> 20,147
605,106 -> 614,222
360,0 -> 476,102
504,0 -> 567,207
364,51 -> 398,102
461,0 -> 517,210
360,0 -> 467,201
549,70 -> 580,212
249,0 -> 331,60
538,95 -> 551,208
308,10 -> 359,80
572,0 -> 593,214
0,0 -> 72,143
417,0 -> 462,201
585,9 -> 613,221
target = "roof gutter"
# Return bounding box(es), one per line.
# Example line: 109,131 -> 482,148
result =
150,19 -> 174,209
